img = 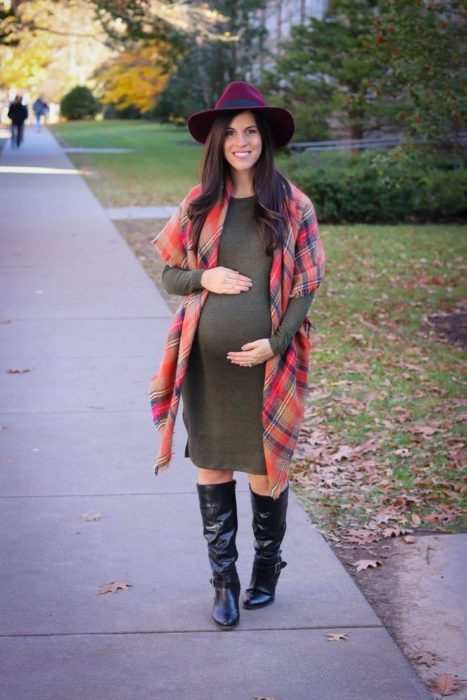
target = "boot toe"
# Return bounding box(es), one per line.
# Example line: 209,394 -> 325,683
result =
242,590 -> 274,609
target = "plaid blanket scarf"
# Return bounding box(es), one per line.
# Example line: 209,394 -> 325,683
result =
149,178 -> 325,498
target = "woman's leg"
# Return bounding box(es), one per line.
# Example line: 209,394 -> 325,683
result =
197,467 -> 234,485
248,474 -> 288,496
196,467 -> 239,629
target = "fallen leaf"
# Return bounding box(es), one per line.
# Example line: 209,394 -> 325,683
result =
404,535 -> 416,544
382,526 -> 412,538
411,513 -> 422,527
430,673 -> 461,696
7,367 -> 30,374
327,632 -> 348,641
408,425 -> 439,436
254,697 -> 277,700
98,581 -> 133,594
77,513 -> 103,521
412,650 -> 438,667
343,528 -> 380,544
352,559 -> 383,572
0,319 -> 11,324
394,448 -> 411,457
393,411 -> 412,423
330,445 -> 354,462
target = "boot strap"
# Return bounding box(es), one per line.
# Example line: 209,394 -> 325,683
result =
210,575 -> 239,588
254,560 -> 287,575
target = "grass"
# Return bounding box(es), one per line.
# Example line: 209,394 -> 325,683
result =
292,223 -> 466,539
51,120 -> 201,205
55,119 -> 467,539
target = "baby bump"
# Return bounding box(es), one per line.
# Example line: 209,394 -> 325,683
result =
197,290 -> 272,359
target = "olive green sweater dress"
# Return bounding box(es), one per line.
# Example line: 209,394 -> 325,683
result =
162,195 -> 314,475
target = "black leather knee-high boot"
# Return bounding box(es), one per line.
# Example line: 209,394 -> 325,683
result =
197,480 -> 240,629
242,483 -> 289,610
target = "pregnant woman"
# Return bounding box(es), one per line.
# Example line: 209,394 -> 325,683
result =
149,81 -> 325,630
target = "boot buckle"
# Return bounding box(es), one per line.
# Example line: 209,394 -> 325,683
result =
274,560 -> 287,575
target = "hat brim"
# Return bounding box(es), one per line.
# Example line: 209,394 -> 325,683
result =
187,105 -> 295,149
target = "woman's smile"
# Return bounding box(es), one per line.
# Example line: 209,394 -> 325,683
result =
223,111 -> 262,173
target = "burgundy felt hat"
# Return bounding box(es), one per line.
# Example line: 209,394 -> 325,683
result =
187,81 -> 295,149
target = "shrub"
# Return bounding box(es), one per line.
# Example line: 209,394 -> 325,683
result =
60,86 -> 100,121
282,149 -> 467,223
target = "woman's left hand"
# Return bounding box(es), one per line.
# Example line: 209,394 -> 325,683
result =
227,338 -> 274,367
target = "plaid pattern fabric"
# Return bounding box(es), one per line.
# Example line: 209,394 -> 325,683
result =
149,179 -> 325,498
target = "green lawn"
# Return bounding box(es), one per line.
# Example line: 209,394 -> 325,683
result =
292,223 -> 466,541
51,120 -> 202,205
54,119 -> 467,540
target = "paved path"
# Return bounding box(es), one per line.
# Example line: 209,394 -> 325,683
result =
0,127 -> 431,699
106,204 -> 177,220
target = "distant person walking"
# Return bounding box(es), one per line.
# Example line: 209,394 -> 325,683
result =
149,81 -> 325,630
33,97 -> 48,131
8,95 -> 28,148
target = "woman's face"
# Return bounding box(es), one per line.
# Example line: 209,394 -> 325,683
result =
223,111 -> 262,174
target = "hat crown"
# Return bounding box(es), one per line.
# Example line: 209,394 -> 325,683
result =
215,81 -> 267,111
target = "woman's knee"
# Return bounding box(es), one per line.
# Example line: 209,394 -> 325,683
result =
248,474 -> 288,496
197,467 -> 234,485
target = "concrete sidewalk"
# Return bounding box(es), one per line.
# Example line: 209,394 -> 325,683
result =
0,128 -> 431,699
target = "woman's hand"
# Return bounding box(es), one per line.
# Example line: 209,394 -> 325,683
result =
227,338 -> 274,367
201,266 -> 252,294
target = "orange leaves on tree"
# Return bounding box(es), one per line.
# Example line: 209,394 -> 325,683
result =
97,45 -> 169,113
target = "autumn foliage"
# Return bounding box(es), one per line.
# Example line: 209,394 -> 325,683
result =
95,45 -> 169,113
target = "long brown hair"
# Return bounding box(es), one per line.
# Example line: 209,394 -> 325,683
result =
187,110 -> 292,255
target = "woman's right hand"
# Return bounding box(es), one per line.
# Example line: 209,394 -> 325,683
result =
201,267 -> 253,294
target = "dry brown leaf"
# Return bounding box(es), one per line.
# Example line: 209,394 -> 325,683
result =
77,513 -> 103,521
254,696 -> 277,700
349,333 -> 367,345
430,673 -> 461,696
394,448 -> 411,457
330,445 -> 354,462
343,529 -> 379,544
327,632 -> 349,641
408,425 -> 439,436
393,411 -> 412,423
382,526 -> 411,538
7,367 -> 30,374
412,650 -> 439,667
352,559 -> 383,572
404,535 -> 416,544
98,581 -> 133,594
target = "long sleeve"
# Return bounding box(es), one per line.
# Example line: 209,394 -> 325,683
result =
269,292 -> 315,356
162,264 -> 204,296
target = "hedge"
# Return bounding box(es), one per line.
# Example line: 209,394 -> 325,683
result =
283,150 -> 467,223
60,86 -> 100,121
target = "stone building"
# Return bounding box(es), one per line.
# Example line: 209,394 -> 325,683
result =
248,0 -> 328,77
